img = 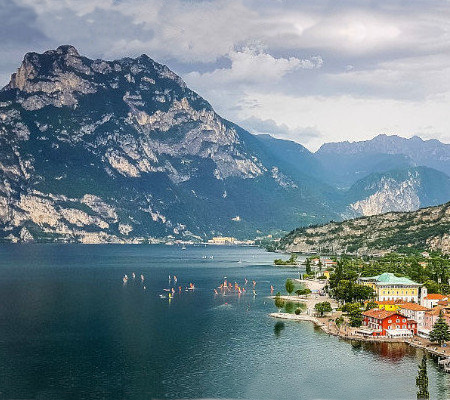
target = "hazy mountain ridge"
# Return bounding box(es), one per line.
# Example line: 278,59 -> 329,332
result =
278,202 -> 450,255
257,135 -> 450,218
316,134 -> 450,180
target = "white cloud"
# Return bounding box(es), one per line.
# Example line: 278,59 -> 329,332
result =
4,0 -> 450,149
235,92 -> 450,151
186,47 -> 322,85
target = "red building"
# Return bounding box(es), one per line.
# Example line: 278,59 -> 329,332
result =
362,309 -> 417,337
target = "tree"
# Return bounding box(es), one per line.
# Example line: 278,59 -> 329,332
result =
295,307 -> 302,315
284,301 -> 295,314
416,355 -> 429,399
365,301 -> 378,311
315,301 -> 332,317
424,279 -> 440,294
429,311 -> 450,346
335,316 -> 344,332
343,302 -> 363,327
274,292 -> 284,311
274,254 -> 298,266
318,260 -> 323,272
332,280 -> 375,303
285,279 -> 295,295
349,311 -> 363,327
353,285 -> 375,302
305,258 -> 312,275
296,288 -> 311,296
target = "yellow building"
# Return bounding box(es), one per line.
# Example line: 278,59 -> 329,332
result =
374,300 -> 404,312
359,273 -> 422,303
323,271 -> 331,279
208,236 -> 236,245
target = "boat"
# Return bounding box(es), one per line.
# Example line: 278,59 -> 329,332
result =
181,245 -> 187,250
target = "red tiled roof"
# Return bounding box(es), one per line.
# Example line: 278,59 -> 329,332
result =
363,309 -> 398,319
399,303 -> 430,311
426,306 -> 445,316
425,294 -> 447,300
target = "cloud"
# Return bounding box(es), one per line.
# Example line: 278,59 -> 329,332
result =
1,0 -> 449,148
239,116 -> 322,143
186,46 -> 322,85
236,91 -> 450,151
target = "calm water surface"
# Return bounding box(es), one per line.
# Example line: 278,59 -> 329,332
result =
0,244 -> 448,400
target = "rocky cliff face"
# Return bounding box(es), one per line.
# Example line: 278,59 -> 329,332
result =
278,202 -> 450,255
344,167 -> 450,217
0,45 -> 339,243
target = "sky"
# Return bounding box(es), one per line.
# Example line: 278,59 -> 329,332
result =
1,0 -> 450,151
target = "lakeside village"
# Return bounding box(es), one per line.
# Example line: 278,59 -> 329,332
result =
270,252 -> 450,371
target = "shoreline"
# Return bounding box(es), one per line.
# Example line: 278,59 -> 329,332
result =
269,312 -> 450,359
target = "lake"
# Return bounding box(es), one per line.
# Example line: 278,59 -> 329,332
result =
0,244 -> 448,399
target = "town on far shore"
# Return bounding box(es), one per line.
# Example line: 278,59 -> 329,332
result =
270,251 -> 450,373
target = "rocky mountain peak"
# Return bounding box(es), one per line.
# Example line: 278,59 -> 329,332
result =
6,45 -> 83,91
55,44 -> 80,57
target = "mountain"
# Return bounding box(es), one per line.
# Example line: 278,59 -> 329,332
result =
0,45 -> 340,243
257,133 -> 450,218
344,167 -> 450,217
1,46 -> 448,243
254,134 -> 325,180
277,202 -> 450,255
316,134 -> 450,188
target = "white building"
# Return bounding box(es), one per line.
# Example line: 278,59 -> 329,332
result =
398,303 -> 431,328
421,293 -> 448,309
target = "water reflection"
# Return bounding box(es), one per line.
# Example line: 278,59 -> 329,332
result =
348,340 -> 416,361
274,321 -> 285,338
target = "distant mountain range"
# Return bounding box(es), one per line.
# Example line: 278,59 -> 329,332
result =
0,45 -> 448,242
315,134 -> 450,188
277,202 -> 450,255
256,134 -> 450,217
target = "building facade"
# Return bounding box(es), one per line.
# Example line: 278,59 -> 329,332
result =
421,293 -> 448,309
374,300 -> 404,312
362,309 -> 417,336
398,303 -> 430,328
359,273 -> 423,303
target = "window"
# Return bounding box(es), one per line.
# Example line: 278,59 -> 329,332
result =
403,319 -> 406,322
396,319 -> 400,322
388,320 -> 392,323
